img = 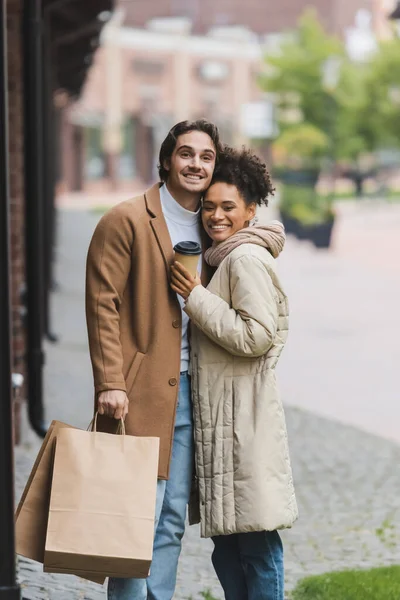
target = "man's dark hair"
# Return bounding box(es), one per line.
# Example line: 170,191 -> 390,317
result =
158,119 -> 221,181
210,145 -> 275,206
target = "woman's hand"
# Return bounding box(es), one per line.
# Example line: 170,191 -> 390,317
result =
171,261 -> 201,300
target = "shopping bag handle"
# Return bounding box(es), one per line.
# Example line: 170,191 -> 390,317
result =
87,412 -> 126,435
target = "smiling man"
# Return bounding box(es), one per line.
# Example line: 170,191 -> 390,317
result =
85,120 -> 221,600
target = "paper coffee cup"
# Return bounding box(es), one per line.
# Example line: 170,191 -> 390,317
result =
173,241 -> 202,278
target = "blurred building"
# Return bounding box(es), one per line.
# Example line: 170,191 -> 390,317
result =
59,14 -> 266,191
2,0 -> 113,441
60,0 -> 394,193
122,0 -> 373,37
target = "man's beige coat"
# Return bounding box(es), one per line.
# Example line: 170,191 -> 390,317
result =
85,183 -> 211,479
185,243 -> 298,537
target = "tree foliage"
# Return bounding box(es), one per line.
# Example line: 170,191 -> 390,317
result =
260,9 -> 400,166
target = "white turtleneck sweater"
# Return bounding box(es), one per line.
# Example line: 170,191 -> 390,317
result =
160,183 -> 202,372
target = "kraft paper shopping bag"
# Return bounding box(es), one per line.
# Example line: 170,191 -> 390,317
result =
15,421 -> 72,561
15,420 -> 105,585
44,419 -> 159,579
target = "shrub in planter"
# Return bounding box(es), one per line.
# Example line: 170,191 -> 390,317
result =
273,124 -> 329,175
279,212 -> 299,236
290,202 -> 335,248
310,219 -> 335,248
273,124 -> 335,248
279,184 -> 335,248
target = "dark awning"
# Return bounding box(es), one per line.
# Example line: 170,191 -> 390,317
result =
43,0 -> 114,96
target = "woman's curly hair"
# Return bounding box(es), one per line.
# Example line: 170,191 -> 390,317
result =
210,145 -> 275,206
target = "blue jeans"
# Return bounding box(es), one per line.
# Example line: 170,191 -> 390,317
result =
212,531 -> 284,600
108,373 -> 193,600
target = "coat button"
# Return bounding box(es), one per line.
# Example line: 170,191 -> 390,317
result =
169,377 -> 177,386
172,319 -> 180,328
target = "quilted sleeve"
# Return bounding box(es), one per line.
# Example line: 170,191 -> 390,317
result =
184,253 -> 279,357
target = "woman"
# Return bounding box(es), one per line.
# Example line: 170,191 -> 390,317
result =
171,146 -> 298,600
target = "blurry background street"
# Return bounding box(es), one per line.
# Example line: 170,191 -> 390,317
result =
278,200 -> 400,444
15,195 -> 400,599
53,191 -> 400,445
5,0 -> 400,598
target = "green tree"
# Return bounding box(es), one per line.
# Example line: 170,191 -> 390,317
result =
260,9 -> 343,141
260,9 -> 400,167
260,7 -> 400,198
334,60 -> 377,161
366,36 -> 400,147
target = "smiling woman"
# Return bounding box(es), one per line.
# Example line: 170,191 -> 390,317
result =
202,183 -> 256,242
202,146 -> 275,244
171,144 -> 296,600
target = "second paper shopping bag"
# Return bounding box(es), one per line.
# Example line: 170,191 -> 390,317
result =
44,424 -> 159,579
15,420 -> 105,585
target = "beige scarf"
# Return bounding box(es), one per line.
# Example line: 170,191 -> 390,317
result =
204,221 -> 286,267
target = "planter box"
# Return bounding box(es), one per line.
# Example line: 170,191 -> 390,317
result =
308,219 -> 334,249
280,212 -> 298,236
280,211 -> 335,249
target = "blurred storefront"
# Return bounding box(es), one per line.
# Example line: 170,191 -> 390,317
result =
122,0 -> 375,38
1,0 -> 113,446
2,2 -> 114,594
59,13 -> 264,191
59,0 -> 393,193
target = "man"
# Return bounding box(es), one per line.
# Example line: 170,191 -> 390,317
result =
85,120 -> 221,599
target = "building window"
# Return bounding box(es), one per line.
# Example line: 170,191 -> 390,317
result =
119,117 -> 137,180
85,126 -> 105,180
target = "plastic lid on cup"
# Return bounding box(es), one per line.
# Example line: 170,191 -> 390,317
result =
173,241 -> 202,256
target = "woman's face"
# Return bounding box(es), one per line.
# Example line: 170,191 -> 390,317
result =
202,182 -> 256,244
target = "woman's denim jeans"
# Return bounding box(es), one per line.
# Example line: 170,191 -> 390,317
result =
212,530 -> 284,600
108,373 -> 193,600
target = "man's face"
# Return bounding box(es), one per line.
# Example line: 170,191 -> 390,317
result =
164,130 -> 216,195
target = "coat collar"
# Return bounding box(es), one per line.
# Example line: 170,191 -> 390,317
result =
144,182 -> 164,218
145,183 -> 174,280
144,182 -> 213,286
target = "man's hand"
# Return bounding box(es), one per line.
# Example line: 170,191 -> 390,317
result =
171,261 -> 201,300
97,390 -> 129,419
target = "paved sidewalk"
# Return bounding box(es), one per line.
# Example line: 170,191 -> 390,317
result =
15,205 -> 400,599
276,202 -> 400,445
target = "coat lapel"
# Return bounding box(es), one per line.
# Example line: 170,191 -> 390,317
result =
145,183 -> 174,279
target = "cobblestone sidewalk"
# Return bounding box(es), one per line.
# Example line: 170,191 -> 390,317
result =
15,209 -> 400,599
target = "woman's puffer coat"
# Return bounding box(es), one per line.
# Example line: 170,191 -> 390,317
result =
185,243 -> 298,538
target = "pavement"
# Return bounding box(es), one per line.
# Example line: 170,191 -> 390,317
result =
15,197 -> 400,599
276,200 -> 400,445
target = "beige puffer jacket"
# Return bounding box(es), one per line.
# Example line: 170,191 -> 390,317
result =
185,243 -> 298,538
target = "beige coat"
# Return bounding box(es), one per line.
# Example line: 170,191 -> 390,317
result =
85,183 -> 212,479
185,243 -> 298,537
